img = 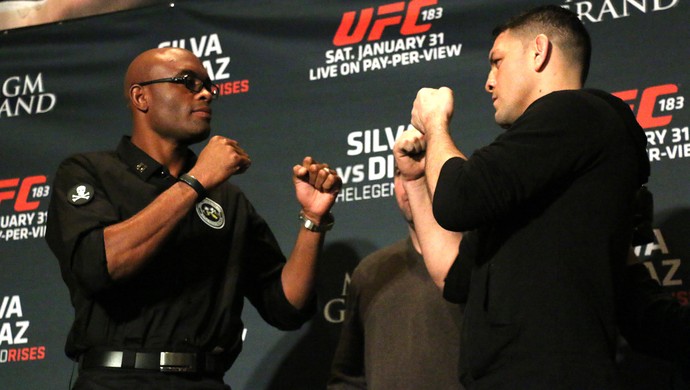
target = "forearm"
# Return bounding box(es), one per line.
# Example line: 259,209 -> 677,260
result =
283,157 -> 341,309
404,177 -> 462,289
410,86 -> 466,196
424,126 -> 466,198
104,181 -> 198,280
281,227 -> 325,309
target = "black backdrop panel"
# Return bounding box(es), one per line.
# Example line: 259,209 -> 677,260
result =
0,0 -> 688,388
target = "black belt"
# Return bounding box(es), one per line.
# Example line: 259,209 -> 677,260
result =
79,350 -> 226,374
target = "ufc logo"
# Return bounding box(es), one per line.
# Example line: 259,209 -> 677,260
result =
0,175 -> 47,212
612,84 -> 680,129
333,0 -> 438,47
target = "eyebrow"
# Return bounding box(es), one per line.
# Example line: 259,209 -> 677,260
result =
488,47 -> 503,64
176,69 -> 195,76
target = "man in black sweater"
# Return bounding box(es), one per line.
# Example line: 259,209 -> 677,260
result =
394,5 -> 649,389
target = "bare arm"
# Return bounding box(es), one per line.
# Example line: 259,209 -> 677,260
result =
410,87 -> 467,197
405,177 -> 462,289
394,129 -> 462,289
104,135 -> 251,280
281,157 -> 342,309
103,183 -> 198,279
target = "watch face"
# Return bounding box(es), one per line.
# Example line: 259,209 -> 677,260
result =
300,213 -> 333,232
304,219 -> 318,231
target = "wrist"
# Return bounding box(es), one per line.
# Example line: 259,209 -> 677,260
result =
425,118 -> 450,136
299,210 -> 334,232
178,173 -> 207,200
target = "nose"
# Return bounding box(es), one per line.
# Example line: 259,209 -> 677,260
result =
485,71 -> 495,93
199,88 -> 215,102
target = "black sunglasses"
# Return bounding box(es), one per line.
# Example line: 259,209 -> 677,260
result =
135,74 -> 219,97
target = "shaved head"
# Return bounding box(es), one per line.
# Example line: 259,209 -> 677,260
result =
124,47 -> 201,100
123,47 -> 214,147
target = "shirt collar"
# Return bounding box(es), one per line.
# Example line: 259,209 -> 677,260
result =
116,136 -> 197,181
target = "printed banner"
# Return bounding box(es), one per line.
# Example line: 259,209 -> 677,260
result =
0,0 -> 688,388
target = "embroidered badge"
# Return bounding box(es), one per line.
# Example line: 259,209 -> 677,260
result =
67,184 -> 94,205
195,197 -> 225,229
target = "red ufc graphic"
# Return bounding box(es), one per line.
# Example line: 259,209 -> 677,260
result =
0,175 -> 47,212
333,0 -> 438,47
613,84 -> 680,129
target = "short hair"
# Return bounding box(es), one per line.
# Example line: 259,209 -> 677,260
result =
493,5 -> 591,85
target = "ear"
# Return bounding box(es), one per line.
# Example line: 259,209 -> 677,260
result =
129,85 -> 149,112
533,34 -> 551,73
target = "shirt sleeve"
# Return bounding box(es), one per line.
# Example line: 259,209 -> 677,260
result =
328,266 -> 367,389
433,92 -> 606,232
46,154 -> 117,297
241,202 -> 316,330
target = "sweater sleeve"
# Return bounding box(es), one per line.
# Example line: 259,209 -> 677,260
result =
433,91 -> 609,232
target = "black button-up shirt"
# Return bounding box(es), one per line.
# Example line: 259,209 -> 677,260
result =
46,136 -> 313,370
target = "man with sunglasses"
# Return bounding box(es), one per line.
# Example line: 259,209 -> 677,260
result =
46,47 -> 342,389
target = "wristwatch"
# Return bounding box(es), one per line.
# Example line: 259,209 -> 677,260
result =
178,173 -> 207,200
299,210 -> 334,232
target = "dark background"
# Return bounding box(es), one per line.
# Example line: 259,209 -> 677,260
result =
0,0 -> 688,388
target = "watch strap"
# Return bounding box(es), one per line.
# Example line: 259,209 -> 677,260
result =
299,211 -> 334,232
178,173 -> 207,200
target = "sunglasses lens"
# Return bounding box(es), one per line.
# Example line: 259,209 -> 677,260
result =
183,77 -> 200,93
206,82 -> 219,96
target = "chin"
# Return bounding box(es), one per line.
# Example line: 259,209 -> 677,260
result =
185,128 -> 211,145
494,113 -> 513,129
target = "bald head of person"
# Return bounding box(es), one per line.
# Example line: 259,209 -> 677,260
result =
124,48 -> 217,147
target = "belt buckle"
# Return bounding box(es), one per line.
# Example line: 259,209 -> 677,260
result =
159,352 -> 197,373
